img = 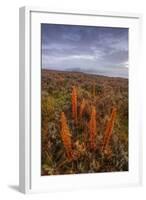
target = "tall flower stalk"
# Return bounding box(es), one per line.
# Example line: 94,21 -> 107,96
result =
89,106 -> 97,150
60,112 -> 73,160
79,98 -> 86,120
71,86 -> 77,125
93,81 -> 96,98
101,107 -> 117,152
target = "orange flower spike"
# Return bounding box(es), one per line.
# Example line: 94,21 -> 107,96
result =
71,86 -> 77,125
60,112 -> 73,160
89,106 -> 97,150
101,107 -> 117,152
79,99 -> 86,119
93,81 -> 96,98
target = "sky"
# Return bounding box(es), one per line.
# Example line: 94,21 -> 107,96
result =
41,24 -> 128,78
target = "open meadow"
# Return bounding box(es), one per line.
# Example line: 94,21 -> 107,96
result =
41,69 -> 128,175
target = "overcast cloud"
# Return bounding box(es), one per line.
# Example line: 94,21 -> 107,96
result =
41,24 -> 128,78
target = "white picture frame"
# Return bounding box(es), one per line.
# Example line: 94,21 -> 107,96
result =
19,6 -> 142,194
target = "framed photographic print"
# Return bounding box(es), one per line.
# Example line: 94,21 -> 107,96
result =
19,7 -> 142,193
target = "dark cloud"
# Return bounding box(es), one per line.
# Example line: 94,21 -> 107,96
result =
41,24 -> 128,78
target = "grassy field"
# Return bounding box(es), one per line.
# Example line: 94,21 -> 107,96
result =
41,69 -> 128,175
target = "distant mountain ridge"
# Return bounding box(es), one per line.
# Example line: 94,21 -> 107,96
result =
42,68 -> 128,80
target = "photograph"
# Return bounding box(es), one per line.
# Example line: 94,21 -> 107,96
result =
41,23 -> 129,176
